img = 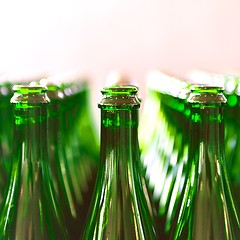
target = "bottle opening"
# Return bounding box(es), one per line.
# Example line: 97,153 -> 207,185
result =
12,85 -> 47,94
188,85 -> 227,104
11,85 -> 50,105
99,86 -> 140,110
101,86 -> 138,95
190,85 -> 224,94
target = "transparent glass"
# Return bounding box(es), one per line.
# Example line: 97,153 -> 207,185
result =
171,86 -> 240,239
0,85 -> 69,239
188,70 -> 240,206
82,86 -> 157,239
45,83 -> 79,239
0,82 -> 14,203
139,72 -> 190,238
61,81 -> 99,237
40,79 -> 99,239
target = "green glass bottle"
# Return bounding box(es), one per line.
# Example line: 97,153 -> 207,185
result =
59,78 -> 99,236
188,70 -> 240,208
171,85 -> 240,239
0,85 -> 69,239
0,73 -> 48,204
139,71 -> 191,238
58,77 -> 99,209
82,86 -> 157,239
40,80 -> 80,239
39,76 -> 98,239
65,80 -> 99,190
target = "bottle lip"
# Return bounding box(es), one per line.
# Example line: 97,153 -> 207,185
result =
101,85 -> 138,95
190,85 -> 224,93
11,84 -> 50,105
99,85 -> 140,109
12,85 -> 48,94
188,85 -> 227,104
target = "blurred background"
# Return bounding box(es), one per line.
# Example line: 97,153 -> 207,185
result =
0,0 -> 239,123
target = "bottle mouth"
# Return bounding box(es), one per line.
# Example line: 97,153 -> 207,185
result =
188,85 -> 227,104
12,85 -> 48,94
101,86 -> 138,95
99,86 -> 140,110
190,85 -> 224,93
11,85 -> 50,105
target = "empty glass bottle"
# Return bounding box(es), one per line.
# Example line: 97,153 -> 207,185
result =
188,70 -> 240,209
170,85 -> 240,239
55,76 -> 99,212
0,73 -> 47,203
139,70 -> 191,238
82,86 -> 157,239
39,76 -> 98,239
62,81 -> 99,201
40,80 -> 79,239
0,85 -> 69,239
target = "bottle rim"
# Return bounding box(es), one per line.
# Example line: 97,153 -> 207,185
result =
190,85 -> 224,93
12,85 -> 48,94
101,85 -> 138,95
11,84 -> 50,105
188,85 -> 227,104
99,85 -> 140,109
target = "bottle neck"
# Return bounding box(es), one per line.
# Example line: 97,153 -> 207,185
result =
12,105 -> 49,189
10,85 -> 49,195
12,104 -> 49,202
14,104 -> 48,126
99,86 -> 140,162
11,87 -> 49,184
190,104 -> 225,159
189,104 -> 226,198
100,108 -> 139,164
11,85 -> 49,126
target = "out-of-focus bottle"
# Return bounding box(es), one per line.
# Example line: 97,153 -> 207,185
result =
170,85 -> 240,239
82,86 -> 157,239
0,81 -> 14,202
0,85 -> 69,239
39,72 -> 99,238
138,70 -> 191,238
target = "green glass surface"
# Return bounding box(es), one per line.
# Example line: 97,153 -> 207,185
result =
45,83 -> 79,239
61,81 -> 99,237
0,75 -> 47,204
39,78 -> 99,239
139,72 -> 191,238
188,70 -> 240,210
0,82 -> 14,203
0,85 -> 69,239
170,86 -> 240,239
82,86 -> 157,239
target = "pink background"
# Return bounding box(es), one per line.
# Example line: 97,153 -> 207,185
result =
0,0 -> 239,118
